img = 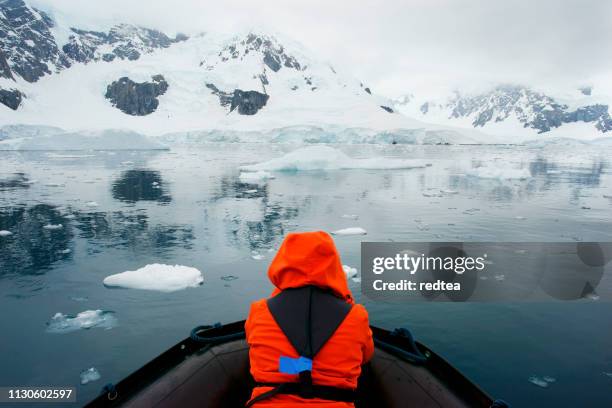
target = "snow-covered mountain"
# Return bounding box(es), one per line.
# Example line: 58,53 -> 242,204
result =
0,0 -> 489,143
394,85 -> 612,140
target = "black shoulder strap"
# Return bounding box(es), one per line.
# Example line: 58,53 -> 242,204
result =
267,286 -> 352,359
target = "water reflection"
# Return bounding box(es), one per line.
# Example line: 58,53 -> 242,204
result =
0,204 -> 73,276
0,173 -> 31,190
74,211 -> 194,254
214,176 -> 302,251
111,170 -> 171,204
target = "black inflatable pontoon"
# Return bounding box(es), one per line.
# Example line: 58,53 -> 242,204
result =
85,320 -> 502,408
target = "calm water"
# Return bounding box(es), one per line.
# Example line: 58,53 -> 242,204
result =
1,143 -> 611,407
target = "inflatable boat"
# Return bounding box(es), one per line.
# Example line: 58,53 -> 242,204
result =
85,320 -> 507,407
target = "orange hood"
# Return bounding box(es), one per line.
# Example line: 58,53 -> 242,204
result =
268,231 -> 353,303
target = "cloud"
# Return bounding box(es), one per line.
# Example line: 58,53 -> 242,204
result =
30,0 -> 612,97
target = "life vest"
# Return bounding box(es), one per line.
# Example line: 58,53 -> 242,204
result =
246,285 -> 357,406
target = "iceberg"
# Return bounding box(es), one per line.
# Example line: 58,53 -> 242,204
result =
80,367 -> 101,385
240,146 -> 430,172
46,310 -> 118,333
331,227 -> 367,236
343,265 -> 358,279
103,264 -> 203,292
43,224 -> 63,230
528,375 -> 556,388
0,230 -> 12,237
238,170 -> 275,182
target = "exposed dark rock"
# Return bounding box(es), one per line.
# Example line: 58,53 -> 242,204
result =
442,85 -> 612,133
420,102 -> 429,114
579,86 -> 592,96
263,51 -> 281,72
364,87 -> 371,94
217,33 -> 303,73
0,0 -> 71,82
380,105 -> 394,113
105,75 -> 168,116
206,83 -> 269,115
0,0 -> 185,82
230,90 -> 269,115
0,88 -> 23,110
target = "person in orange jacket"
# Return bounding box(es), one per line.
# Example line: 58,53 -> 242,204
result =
245,231 -> 374,407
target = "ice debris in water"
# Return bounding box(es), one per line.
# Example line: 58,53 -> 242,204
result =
43,224 -> 63,230
528,376 -> 556,388
466,166 -> 530,180
341,214 -> 359,220
46,310 -> 117,333
239,146 -> 430,172
85,201 -> 99,207
80,367 -> 101,385
239,170 -> 275,182
251,252 -> 264,260
332,227 -> 367,236
221,275 -> 239,281
0,230 -> 12,237
103,264 -> 203,292
343,265 -> 358,279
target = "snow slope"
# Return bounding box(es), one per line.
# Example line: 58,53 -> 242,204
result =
0,1 -> 491,144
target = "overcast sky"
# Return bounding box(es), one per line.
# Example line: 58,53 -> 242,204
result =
31,0 -> 612,98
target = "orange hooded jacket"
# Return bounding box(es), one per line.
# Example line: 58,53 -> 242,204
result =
245,231 -> 374,408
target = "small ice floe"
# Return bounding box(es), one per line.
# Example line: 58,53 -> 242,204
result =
59,248 -> 71,254
80,367 -> 101,385
341,214 -> 359,220
220,275 -> 239,281
103,264 -> 203,292
239,170 -> 275,182
422,192 -> 443,198
46,310 -> 117,333
441,189 -> 459,195
528,375 -> 556,388
43,223 -> 63,230
251,252 -> 264,260
585,292 -> 600,301
70,296 -> 88,302
0,230 -> 12,237
85,201 -> 99,208
494,274 -> 505,282
331,227 -> 367,236
343,265 -> 358,280
514,249 -> 527,254
244,189 -> 258,194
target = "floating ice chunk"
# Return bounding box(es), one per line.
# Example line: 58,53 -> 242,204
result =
528,376 -> 549,388
244,189 -> 258,194
0,230 -> 12,237
240,146 -> 430,172
239,170 -> 275,182
441,189 -> 459,194
80,367 -> 101,385
85,201 -> 99,207
43,224 -> 63,230
221,275 -> 239,281
528,376 -> 556,388
103,264 -> 203,292
494,275 -> 505,281
467,166 -> 531,180
251,252 -> 264,260
341,214 -> 359,220
331,227 -> 367,236
343,265 -> 358,279
46,310 -> 117,333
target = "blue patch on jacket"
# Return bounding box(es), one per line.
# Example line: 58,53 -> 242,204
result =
279,356 -> 313,374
